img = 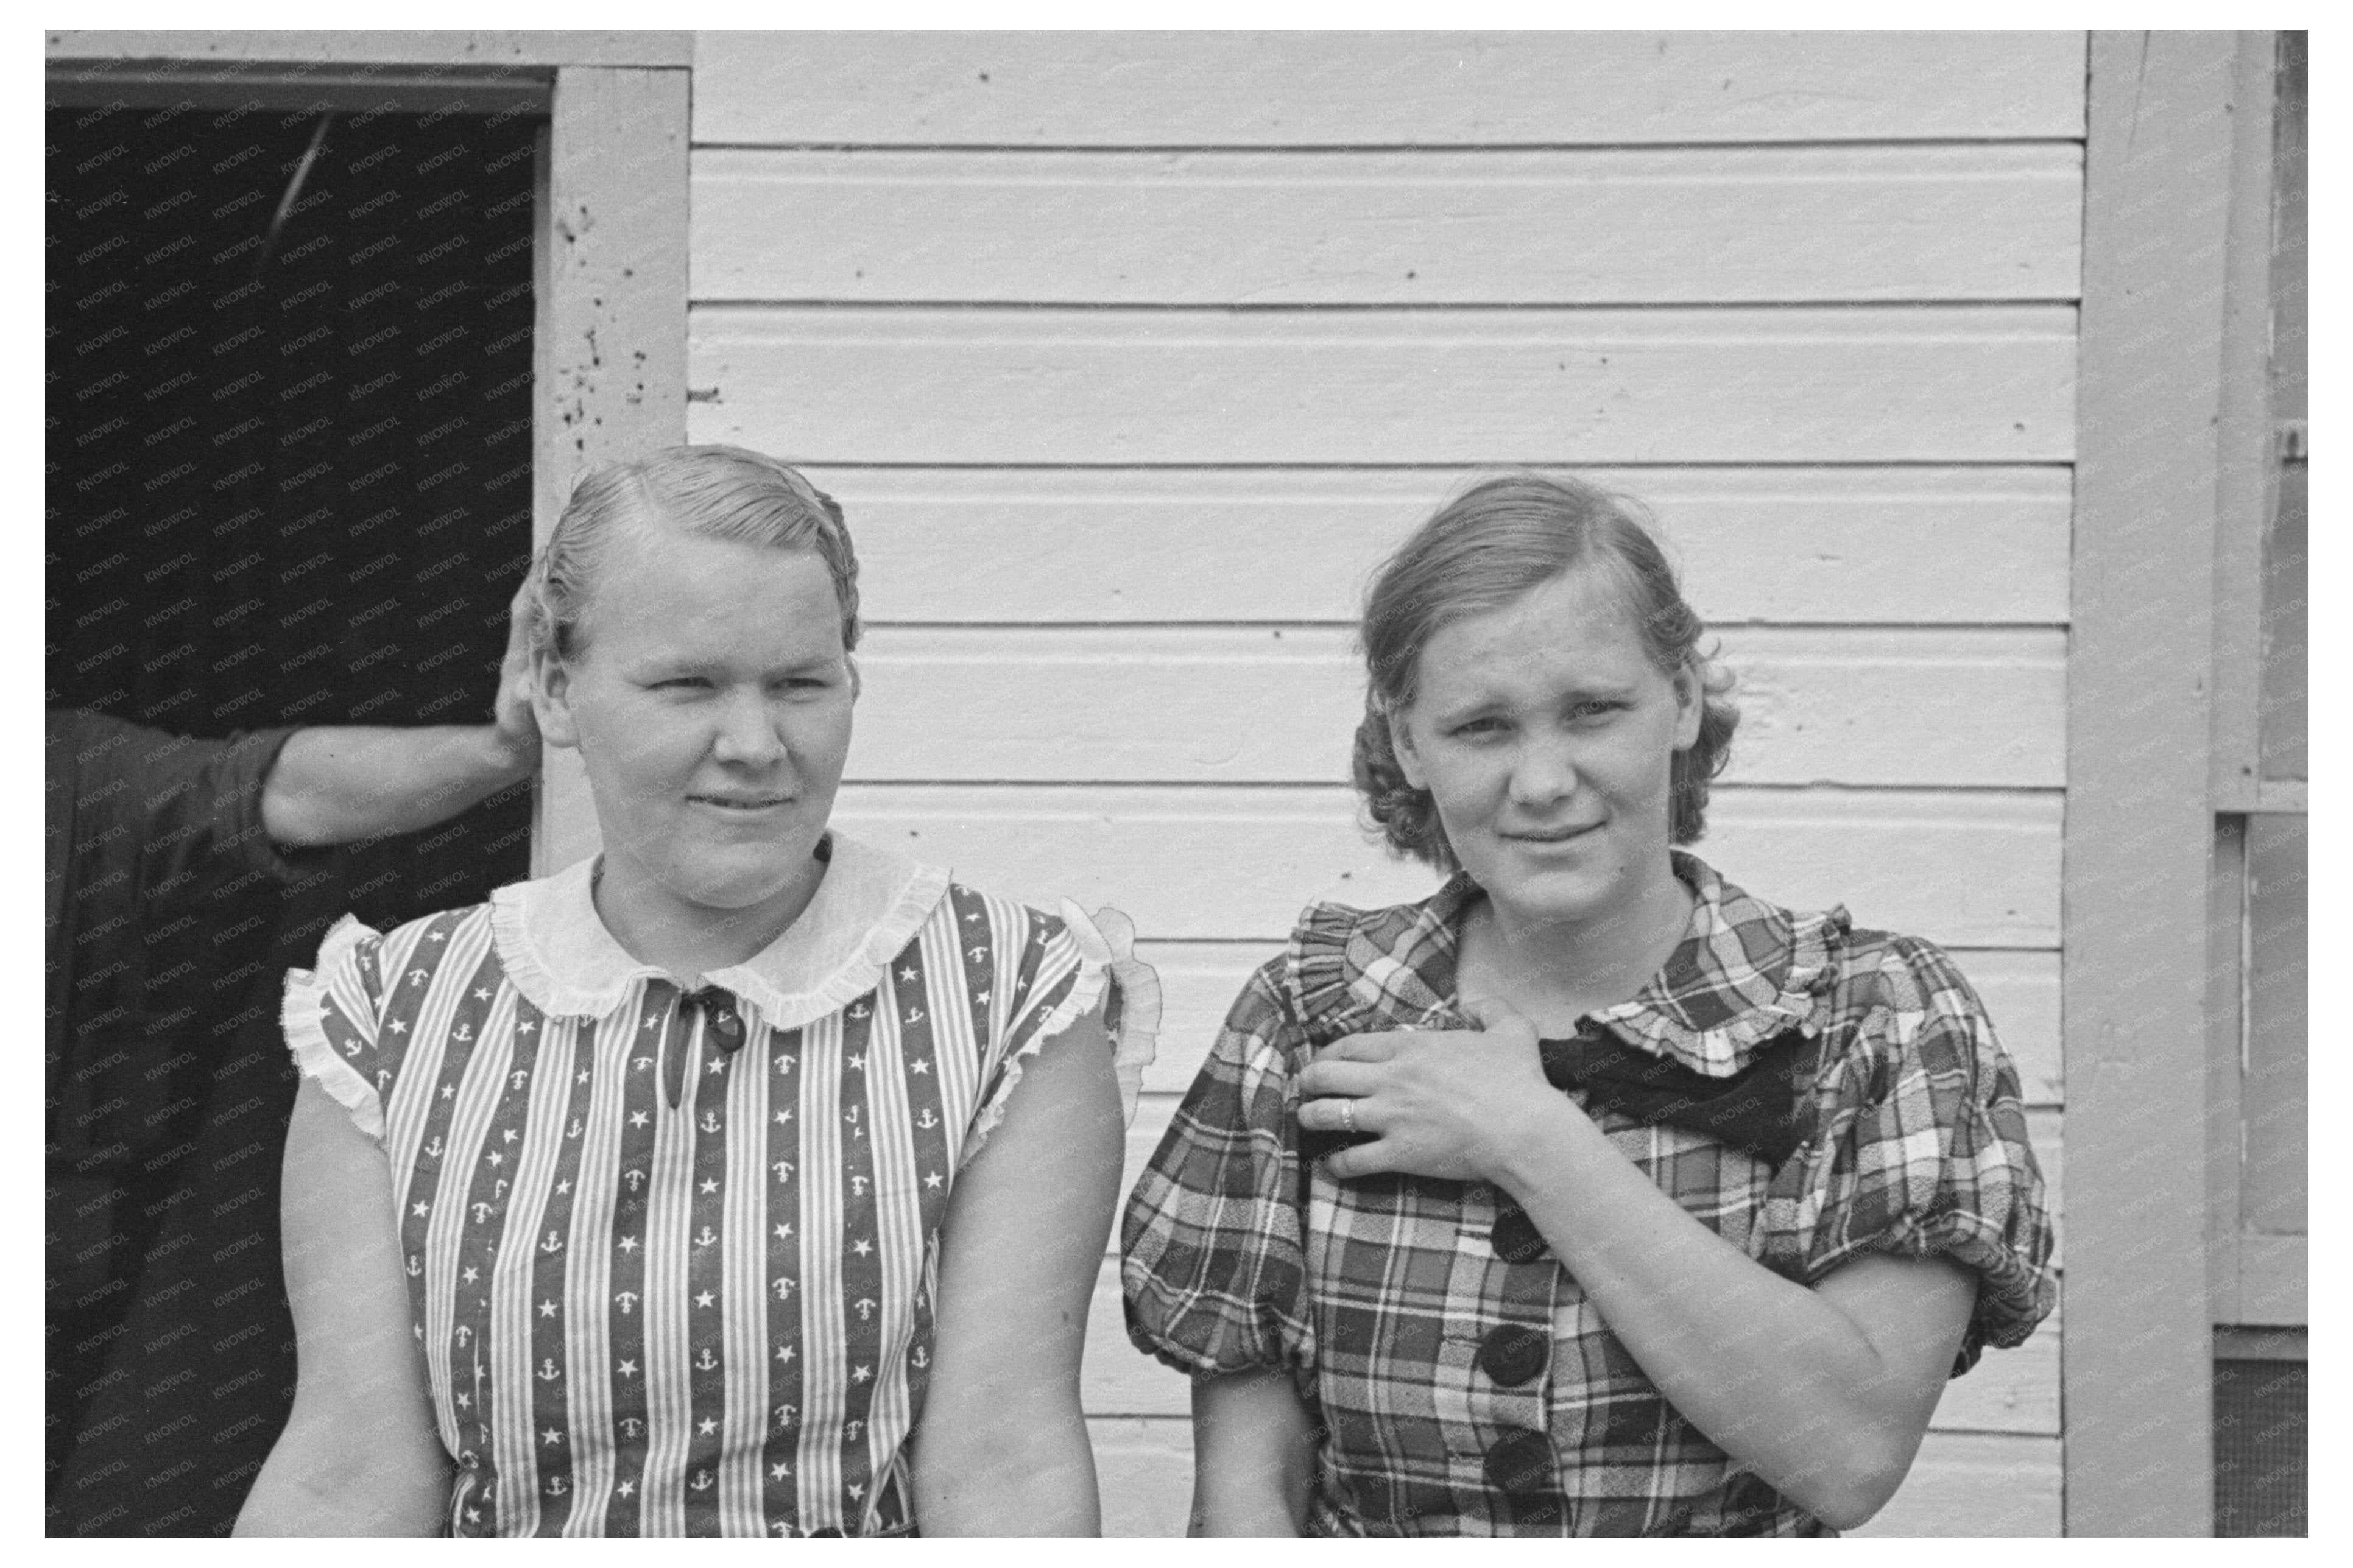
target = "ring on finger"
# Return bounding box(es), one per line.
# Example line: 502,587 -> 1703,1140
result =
1338,1098 -> 1356,1135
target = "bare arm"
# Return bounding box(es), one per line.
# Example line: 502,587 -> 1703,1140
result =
1188,1369 -> 1316,1536
263,725 -> 533,847
1486,1106 -> 1973,1528
911,1012 -> 1124,1536
261,578 -> 538,847
236,1079 -> 452,1535
1300,1004 -> 1974,1530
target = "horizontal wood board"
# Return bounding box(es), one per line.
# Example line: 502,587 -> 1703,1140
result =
817,466 -> 2073,626
1088,1417 -> 2059,1536
1848,1433 -> 2063,1536
692,31 -> 2087,147
847,625 -> 2065,787
691,305 -> 2076,465
833,784 -> 2062,949
1135,941 -> 2064,1107
694,145 -> 2083,305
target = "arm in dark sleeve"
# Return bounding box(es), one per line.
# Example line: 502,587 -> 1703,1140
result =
49,709 -> 305,910
135,722 -> 308,896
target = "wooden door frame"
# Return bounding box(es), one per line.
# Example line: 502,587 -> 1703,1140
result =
2202,33 -> 2305,1340
2065,29 -> 2293,1537
46,29 -> 694,874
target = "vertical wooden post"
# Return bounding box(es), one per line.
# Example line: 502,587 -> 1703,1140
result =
2064,30 -> 2239,1536
2202,32 -> 2282,1333
529,64 -> 692,873
2208,37 -> 2281,813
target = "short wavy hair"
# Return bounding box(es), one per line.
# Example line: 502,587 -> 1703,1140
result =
526,444 -> 861,661
1351,472 -> 1738,870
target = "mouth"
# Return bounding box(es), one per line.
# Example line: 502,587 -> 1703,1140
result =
688,792 -> 794,814
1500,822 -> 1601,846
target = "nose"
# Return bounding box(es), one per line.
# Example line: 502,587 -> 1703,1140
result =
1505,733 -> 1580,808
710,686 -> 788,769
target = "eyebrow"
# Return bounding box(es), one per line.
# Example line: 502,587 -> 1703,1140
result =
629,652 -> 838,678
1427,683 -> 1636,720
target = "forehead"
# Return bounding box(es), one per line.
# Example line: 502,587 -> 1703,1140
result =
1413,565 -> 1656,694
576,524 -> 843,661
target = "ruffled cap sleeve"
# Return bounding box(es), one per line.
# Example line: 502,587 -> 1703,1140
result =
281,913 -> 392,1141
962,900 -> 1160,1164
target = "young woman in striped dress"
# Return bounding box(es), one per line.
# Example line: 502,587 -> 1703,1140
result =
238,446 -> 1155,1536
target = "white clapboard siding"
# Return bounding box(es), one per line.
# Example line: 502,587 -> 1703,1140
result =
834,784 -> 2061,950
848,625 -> 2066,789
690,305 -> 2077,465
1849,1434 -> 2063,1536
690,27 -> 2086,1540
1088,1418 -> 1193,1539
692,32 -> 2086,148
1084,1264 -> 2059,1438
818,466 -> 2073,627
694,146 -> 2083,306
1136,943 -> 2065,1108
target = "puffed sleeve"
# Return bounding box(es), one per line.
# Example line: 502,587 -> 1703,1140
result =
963,899 -> 1160,1163
280,914 -> 393,1141
1120,960 -> 1314,1380
1790,936 -> 2057,1371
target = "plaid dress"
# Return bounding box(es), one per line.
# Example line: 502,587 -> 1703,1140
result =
284,832 -> 1151,1536
1122,852 -> 2055,1537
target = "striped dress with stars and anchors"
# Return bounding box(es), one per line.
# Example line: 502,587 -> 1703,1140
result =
283,831 -> 1140,1536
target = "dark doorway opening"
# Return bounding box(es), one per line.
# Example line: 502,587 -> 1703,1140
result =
47,95 -> 540,1535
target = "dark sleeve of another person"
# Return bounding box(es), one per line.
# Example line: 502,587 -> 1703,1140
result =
106,714 -> 305,902
45,710 -> 305,1134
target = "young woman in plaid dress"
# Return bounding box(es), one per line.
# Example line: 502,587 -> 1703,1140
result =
1124,473 -> 2055,1536
239,447 -> 1154,1536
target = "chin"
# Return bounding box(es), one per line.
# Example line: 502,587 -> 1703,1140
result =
663,848 -> 818,914
1472,858 -> 1628,927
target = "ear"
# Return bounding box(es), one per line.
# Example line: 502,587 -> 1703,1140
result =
1386,705 -> 1428,790
1670,659 -> 1704,752
531,644 -> 583,751
845,653 -> 861,703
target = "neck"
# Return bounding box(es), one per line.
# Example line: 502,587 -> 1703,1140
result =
590,850 -> 828,979
1465,856 -> 1696,1027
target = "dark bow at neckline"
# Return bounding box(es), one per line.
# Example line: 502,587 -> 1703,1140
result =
1299,1022 -> 1823,1183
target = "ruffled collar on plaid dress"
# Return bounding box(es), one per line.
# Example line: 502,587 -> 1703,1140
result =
1284,849 -> 1850,1079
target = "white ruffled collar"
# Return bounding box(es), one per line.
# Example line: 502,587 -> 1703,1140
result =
489,832 -> 952,1033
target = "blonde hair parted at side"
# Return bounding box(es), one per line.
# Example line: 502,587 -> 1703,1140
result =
1352,472 -> 1739,870
527,444 -> 862,663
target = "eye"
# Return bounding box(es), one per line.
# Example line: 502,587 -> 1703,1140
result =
1448,715 -> 1507,740
649,675 -> 710,692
